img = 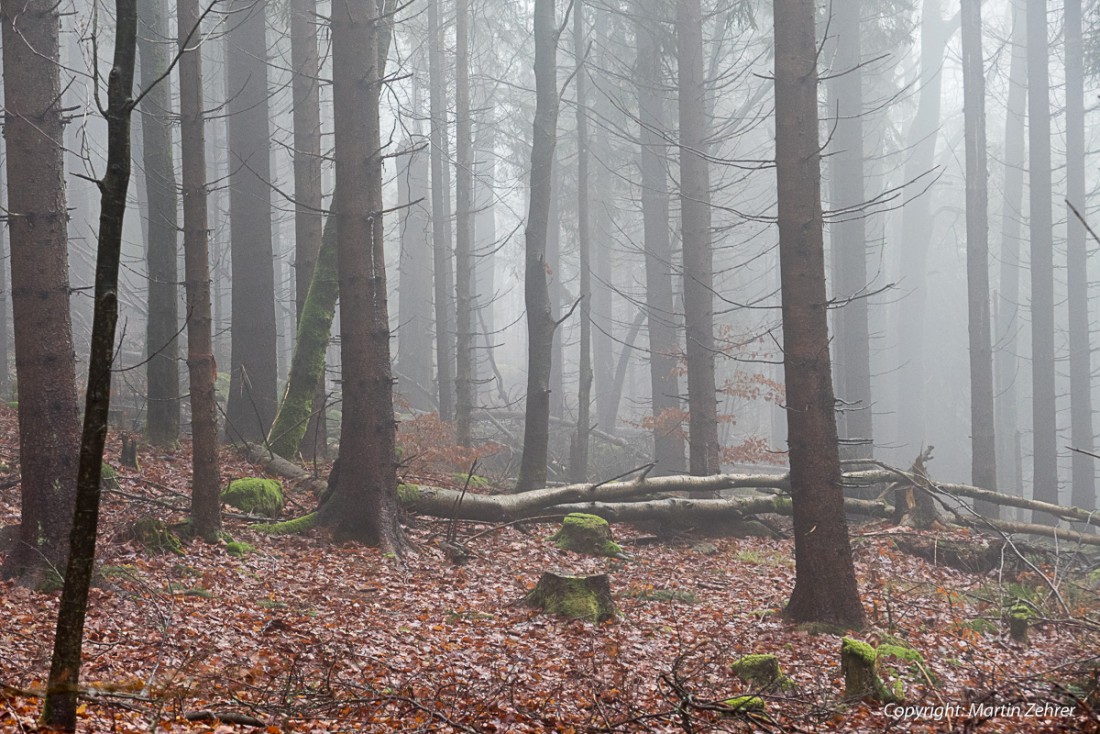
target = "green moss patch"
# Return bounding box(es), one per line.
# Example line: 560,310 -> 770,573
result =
549,513 -> 629,559
254,512 -> 318,536
523,572 -> 617,623
841,637 -> 904,703
722,695 -> 765,714
731,654 -> 795,692
225,541 -> 255,557
127,517 -> 184,556
223,478 -> 285,518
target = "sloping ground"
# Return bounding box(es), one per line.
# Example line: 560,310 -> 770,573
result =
0,415 -> 1097,732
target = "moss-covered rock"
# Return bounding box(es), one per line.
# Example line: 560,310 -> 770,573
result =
223,478 -> 284,518
731,654 -> 795,692
225,541 -> 255,557
841,637 -> 903,703
254,512 -> 318,536
549,513 -> 629,559
522,572 -> 617,623
127,517 -> 184,556
722,695 -> 766,714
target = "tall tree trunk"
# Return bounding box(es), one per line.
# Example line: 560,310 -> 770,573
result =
42,1 -> 136,726
0,159 -> 7,398
895,0 -> 954,454
547,181 -> 564,420
774,0 -> 864,629
225,0 -> 278,442
322,0 -> 405,552
0,0 -> 82,580
179,0 -> 221,540
592,16 -> 616,436
428,0 -> 455,422
677,0 -> 719,476
290,0 -> 326,458
961,0 -> 997,515
398,140 -> 435,410
636,2 -> 686,475
454,0 -> 475,446
516,0 -> 560,492
1027,0 -> 1057,522
139,0 -> 181,447
995,0 -> 1025,509
473,111 -> 497,402
569,0 -> 592,483
826,0 -> 873,460
1065,0 -> 1094,517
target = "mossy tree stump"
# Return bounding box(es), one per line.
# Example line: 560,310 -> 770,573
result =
549,513 -> 629,559
1008,601 -> 1033,644
127,517 -> 183,556
731,654 -> 795,692
223,478 -> 285,518
841,637 -> 902,703
522,572 -> 616,622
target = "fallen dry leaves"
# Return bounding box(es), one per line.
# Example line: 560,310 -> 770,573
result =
0,408 -> 1096,732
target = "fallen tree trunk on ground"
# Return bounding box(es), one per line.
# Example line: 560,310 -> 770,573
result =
242,444 -> 1100,546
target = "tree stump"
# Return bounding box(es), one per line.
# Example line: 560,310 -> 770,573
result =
731,654 -> 795,692
549,513 -> 629,558
841,638 -> 902,703
522,572 -> 616,622
120,434 -> 140,469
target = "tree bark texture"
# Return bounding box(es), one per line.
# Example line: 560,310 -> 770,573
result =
139,0 -> 181,447
773,0 -> 865,628
0,0 -> 82,579
322,0 -> 405,551
42,1 -> 136,726
225,0 -> 278,442
455,0 -> 475,446
516,0 -> 560,492
677,0 -> 719,476
179,0 -> 222,540
961,0 -> 997,516
569,0 -> 592,484
1027,0 -> 1058,522
397,142 -> 435,410
636,3 -> 686,475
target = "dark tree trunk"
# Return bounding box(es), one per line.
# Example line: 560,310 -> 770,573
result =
895,0 -> 954,455
547,182 -> 564,420
677,0 -> 719,476
0,0 -> 82,580
773,0 -> 864,629
428,0 -> 455,422
139,0 -> 181,447
516,0 -> 560,492
1027,0 -> 1057,522
225,0 -> 278,442
179,0 -> 221,540
1065,0 -> 1094,517
961,0 -> 997,515
41,1 -> 137,726
455,0 -> 475,446
569,0 -> 592,483
321,0 -> 405,552
473,111 -> 497,402
826,0 -> 873,460
398,140 -> 435,409
636,2 -> 686,475
995,0 -> 1025,507
290,0 -> 326,458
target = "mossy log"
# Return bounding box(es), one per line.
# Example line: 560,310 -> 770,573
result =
223,478 -> 284,518
522,572 -> 616,622
549,513 -> 629,558
841,637 -> 903,703
254,512 -> 318,536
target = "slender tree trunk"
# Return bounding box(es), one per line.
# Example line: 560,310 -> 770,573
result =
677,0 -> 719,476
179,0 -> 221,540
455,0 -> 475,446
547,181 -> 564,420
42,1 -> 136,726
895,0 -> 954,454
1027,0 -> 1057,522
569,0 -> 592,483
398,139 -> 435,409
428,0 -> 455,422
516,0 -> 560,492
592,17 -> 616,436
1065,0 -> 1094,517
995,0 -> 1025,509
139,0 -> 181,446
0,161 -> 7,398
961,0 -> 997,515
225,0 -> 278,442
826,0 -> 873,460
322,0 -> 405,552
473,112 -> 497,402
774,0 -> 864,629
290,0 -> 326,458
0,0 -> 82,580
636,2 -> 686,475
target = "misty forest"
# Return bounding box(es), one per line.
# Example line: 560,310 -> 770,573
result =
2,0 -> 1100,731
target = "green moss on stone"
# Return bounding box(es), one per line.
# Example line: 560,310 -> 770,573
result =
731,654 -> 795,691
254,512 -> 318,536
223,478 -> 285,518
225,541 -> 254,557
723,695 -> 765,713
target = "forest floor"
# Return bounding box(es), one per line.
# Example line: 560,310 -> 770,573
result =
0,409 -> 1098,732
